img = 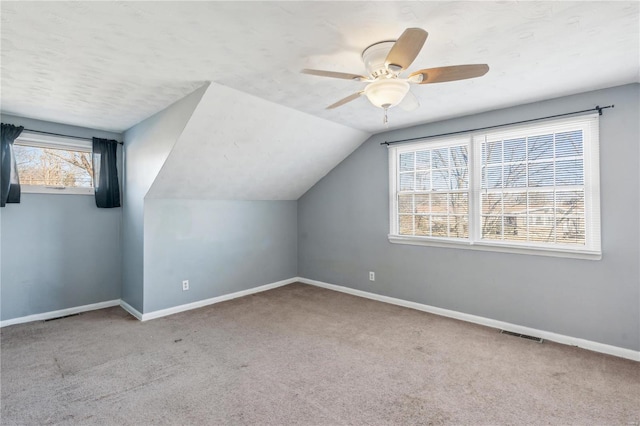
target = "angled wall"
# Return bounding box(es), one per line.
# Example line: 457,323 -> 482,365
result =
141,83 -> 367,313
122,82 -> 367,315
298,84 -> 640,352
121,84 -> 209,312
147,83 -> 370,200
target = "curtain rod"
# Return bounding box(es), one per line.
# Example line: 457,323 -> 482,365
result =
380,105 -> 614,146
22,128 -> 124,145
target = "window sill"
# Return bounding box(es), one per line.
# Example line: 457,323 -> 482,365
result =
388,234 -> 601,260
21,185 -> 94,196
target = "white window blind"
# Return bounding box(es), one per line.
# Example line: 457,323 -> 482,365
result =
389,114 -> 601,259
396,138 -> 470,239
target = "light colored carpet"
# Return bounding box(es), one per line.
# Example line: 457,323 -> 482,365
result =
1,283 -> 638,425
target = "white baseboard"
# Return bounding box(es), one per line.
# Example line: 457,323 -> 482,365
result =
119,299 -> 143,321
297,277 -> 640,362
4,278 -> 637,362
0,300 -> 120,328
140,277 -> 298,321
1,278 -> 296,326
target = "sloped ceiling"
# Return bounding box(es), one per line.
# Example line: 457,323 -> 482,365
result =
1,2 -> 638,134
1,2 -> 638,201
147,83 -> 369,200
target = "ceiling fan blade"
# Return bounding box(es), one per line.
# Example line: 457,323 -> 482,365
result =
385,28 -> 428,72
409,64 -> 489,84
301,69 -> 367,81
397,91 -> 420,112
326,92 -> 364,109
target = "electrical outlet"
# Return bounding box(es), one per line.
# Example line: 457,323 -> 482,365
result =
369,271 -> 375,281
182,280 -> 189,291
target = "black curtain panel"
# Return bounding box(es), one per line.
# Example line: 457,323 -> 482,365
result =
1,123 -> 24,207
92,137 -> 121,208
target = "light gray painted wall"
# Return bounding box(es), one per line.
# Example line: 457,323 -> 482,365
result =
298,84 -> 640,351
0,114 -> 122,321
143,199 -> 297,312
121,84 -> 209,312
1,195 -> 122,320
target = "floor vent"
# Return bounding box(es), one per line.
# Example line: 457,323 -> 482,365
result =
500,329 -> 544,343
44,313 -> 80,322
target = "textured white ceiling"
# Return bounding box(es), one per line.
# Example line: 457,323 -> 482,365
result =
147,83 -> 369,200
1,2 -> 638,134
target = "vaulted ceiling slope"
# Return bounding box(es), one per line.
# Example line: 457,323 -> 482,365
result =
147,83 -> 369,200
1,2 -> 638,134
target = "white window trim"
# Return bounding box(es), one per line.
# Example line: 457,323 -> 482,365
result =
20,185 -> 94,196
15,131 -> 94,196
388,114 -> 601,260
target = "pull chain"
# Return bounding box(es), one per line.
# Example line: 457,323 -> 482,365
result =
383,107 -> 389,126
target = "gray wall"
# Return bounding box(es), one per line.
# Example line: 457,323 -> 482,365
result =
121,85 -> 208,312
122,83 -> 299,316
298,84 -> 640,351
144,199 -> 297,312
0,114 -> 122,321
1,195 -> 122,320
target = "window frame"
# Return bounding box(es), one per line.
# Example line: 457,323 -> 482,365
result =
388,114 -> 601,260
391,135 -> 472,241
14,131 -> 94,196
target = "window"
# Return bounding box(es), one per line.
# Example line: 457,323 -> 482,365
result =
397,138 -> 470,239
14,132 -> 94,195
389,114 -> 601,259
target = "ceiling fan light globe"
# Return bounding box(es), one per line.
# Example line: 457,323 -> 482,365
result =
364,79 -> 410,109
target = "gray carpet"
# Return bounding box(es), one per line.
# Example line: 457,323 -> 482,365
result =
1,283 -> 638,425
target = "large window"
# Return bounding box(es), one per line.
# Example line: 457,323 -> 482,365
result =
389,114 -> 601,259
14,132 -> 93,195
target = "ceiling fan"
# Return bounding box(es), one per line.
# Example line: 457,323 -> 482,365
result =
301,28 -> 489,123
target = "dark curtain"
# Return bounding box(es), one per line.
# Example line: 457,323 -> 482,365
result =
1,123 -> 24,207
92,137 -> 121,208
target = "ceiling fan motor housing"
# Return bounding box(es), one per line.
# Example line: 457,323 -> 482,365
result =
362,41 -> 396,78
